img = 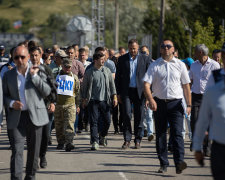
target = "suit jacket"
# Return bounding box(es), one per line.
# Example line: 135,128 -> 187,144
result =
115,53 -> 152,99
3,66 -> 51,129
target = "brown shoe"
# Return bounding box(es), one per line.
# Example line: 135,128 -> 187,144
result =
122,142 -> 130,149
134,142 -> 141,149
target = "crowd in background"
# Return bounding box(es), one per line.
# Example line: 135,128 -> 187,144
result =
0,39 -> 225,180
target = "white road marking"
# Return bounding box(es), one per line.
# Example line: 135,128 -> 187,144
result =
119,172 -> 129,180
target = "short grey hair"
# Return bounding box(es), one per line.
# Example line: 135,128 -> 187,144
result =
195,44 -> 209,55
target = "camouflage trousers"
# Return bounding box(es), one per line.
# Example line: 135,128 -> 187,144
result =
54,104 -> 76,145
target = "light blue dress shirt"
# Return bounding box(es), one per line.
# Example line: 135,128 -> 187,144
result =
129,53 -> 138,88
193,79 -> 225,151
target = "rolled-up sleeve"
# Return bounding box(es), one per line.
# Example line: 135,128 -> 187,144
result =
180,63 -> 191,84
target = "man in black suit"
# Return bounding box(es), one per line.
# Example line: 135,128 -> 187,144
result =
3,46 -> 51,180
115,39 -> 152,149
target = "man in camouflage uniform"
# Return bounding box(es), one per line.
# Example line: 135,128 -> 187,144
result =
54,58 -> 80,152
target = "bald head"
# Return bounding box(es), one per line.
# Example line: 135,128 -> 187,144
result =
13,46 -> 30,70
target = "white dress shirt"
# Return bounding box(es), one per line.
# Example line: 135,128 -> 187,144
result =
189,57 -> 220,94
10,66 -> 29,110
193,80 -> 225,151
143,57 -> 190,99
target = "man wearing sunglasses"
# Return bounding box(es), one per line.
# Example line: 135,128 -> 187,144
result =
2,46 -> 51,180
143,40 -> 191,174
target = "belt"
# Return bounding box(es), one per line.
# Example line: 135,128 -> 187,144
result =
155,97 -> 178,102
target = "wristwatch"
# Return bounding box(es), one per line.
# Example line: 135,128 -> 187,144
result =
187,105 -> 192,107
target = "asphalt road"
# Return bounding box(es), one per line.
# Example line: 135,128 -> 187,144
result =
0,120 -> 212,180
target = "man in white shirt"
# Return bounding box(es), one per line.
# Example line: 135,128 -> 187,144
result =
143,40 -> 191,174
193,47 -> 225,180
189,44 -> 220,153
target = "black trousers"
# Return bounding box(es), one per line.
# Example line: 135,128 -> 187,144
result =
39,113 -> 53,158
78,106 -> 88,131
190,92 -> 203,135
112,103 -> 123,132
211,141 -> 225,180
121,88 -> 143,143
8,111 -> 42,180
88,100 -> 111,143
153,98 -> 184,166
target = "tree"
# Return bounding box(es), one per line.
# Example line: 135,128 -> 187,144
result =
192,17 -> 225,56
0,18 -> 10,32
38,13 -> 70,48
143,0 -> 192,59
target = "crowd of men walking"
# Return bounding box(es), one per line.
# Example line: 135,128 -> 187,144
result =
0,39 -> 225,180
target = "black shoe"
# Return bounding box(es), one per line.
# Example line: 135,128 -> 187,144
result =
65,143 -> 75,152
134,142 -> 141,149
40,156 -> 47,168
122,142 -> 130,149
56,143 -> 64,150
148,134 -> 154,142
158,166 -> 167,173
168,146 -> 173,153
176,161 -> 187,174
48,136 -> 52,145
77,130 -> 82,134
114,130 -> 119,135
190,142 -> 193,152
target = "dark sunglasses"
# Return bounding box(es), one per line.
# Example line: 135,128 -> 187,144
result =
14,55 -> 26,60
161,44 -> 173,49
64,65 -> 71,69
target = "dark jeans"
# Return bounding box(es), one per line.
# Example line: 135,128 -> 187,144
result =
211,141 -> 225,180
88,100 -> 111,143
8,111 -> 42,180
112,103 -> 123,132
78,106 -> 89,131
121,88 -> 143,143
153,97 -> 184,166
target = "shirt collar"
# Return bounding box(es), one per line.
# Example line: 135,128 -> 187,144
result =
129,53 -> 139,61
159,56 -> 177,64
16,63 -> 29,77
196,57 -> 211,65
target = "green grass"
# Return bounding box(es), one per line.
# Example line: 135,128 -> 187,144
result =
0,0 -> 83,28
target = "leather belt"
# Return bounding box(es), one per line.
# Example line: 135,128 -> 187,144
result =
155,97 -> 178,102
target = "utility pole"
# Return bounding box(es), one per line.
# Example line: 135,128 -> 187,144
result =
157,0 -> 165,58
91,0 -> 105,53
222,19 -> 224,42
114,0 -> 119,50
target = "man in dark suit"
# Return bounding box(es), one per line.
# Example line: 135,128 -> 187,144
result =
3,46 -> 51,180
115,39 -> 151,149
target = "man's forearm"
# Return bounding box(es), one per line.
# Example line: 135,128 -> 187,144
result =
144,82 -> 153,101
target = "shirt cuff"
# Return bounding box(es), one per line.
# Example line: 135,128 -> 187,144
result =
10,100 -> 15,108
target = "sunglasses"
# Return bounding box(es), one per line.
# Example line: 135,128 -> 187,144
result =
14,55 -> 26,60
161,44 -> 173,49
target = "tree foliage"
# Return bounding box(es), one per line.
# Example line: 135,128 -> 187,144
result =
192,17 -> 225,56
0,18 -> 10,32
